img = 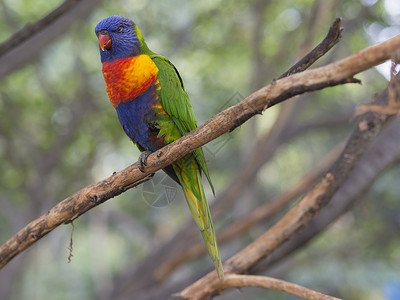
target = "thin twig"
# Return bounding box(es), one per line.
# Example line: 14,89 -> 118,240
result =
67,221 -> 74,263
278,17 -> 343,79
354,60 -> 400,116
219,274 -> 342,300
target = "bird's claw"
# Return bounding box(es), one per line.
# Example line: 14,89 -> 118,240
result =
138,150 -> 152,173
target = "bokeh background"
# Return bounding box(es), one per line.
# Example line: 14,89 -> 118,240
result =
0,0 -> 399,299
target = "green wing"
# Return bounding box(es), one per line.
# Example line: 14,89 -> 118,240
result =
151,55 -> 214,194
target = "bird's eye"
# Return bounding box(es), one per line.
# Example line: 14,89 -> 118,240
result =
116,26 -> 124,33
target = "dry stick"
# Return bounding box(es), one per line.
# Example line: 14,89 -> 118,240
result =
155,141 -> 344,280
178,70 -> 397,300
0,0 -> 81,58
0,34 -> 399,271
278,17 -> 342,79
220,274 -> 342,300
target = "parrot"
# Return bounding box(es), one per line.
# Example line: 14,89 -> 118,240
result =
95,15 -> 224,279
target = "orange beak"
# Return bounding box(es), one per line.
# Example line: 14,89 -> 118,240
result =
99,33 -> 112,51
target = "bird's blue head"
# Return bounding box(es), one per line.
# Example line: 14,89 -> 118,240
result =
95,15 -> 141,63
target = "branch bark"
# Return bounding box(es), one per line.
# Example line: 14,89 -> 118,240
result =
217,274 -> 342,300
0,32 -> 399,272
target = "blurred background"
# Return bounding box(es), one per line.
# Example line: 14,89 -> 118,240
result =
0,0 -> 399,299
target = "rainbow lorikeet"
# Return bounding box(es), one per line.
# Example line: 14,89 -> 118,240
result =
95,15 -> 223,279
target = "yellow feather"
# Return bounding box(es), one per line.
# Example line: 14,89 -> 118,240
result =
175,157 -> 224,279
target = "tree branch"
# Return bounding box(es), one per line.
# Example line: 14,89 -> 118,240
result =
278,17 -> 343,79
217,274 -> 342,300
0,33 -> 399,272
256,115 -> 400,275
0,0 -> 81,58
177,72 -> 397,299
0,0 -> 100,79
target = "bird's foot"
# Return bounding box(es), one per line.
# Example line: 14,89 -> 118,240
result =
138,150 -> 152,173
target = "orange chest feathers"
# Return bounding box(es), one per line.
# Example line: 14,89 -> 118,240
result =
102,55 -> 159,107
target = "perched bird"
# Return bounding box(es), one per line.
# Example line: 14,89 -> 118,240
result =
95,15 -> 224,279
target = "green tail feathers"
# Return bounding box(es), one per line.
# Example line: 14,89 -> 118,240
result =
173,155 -> 224,279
